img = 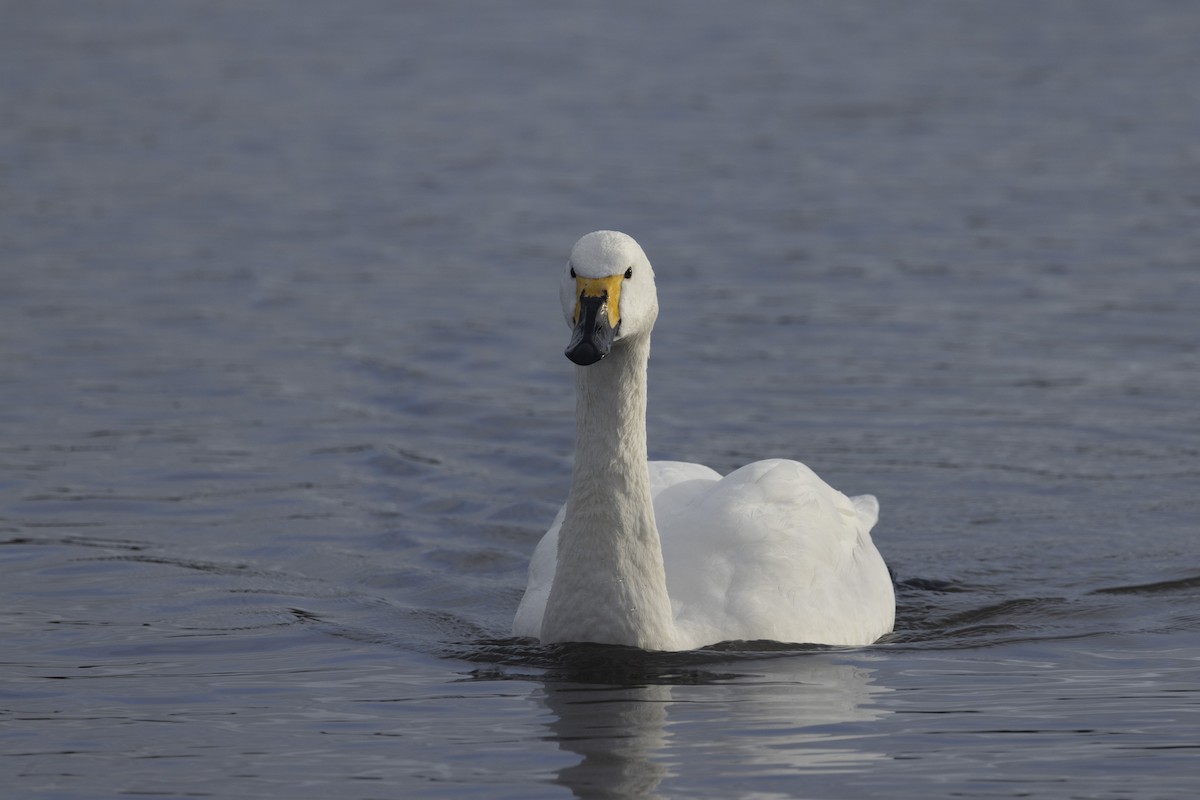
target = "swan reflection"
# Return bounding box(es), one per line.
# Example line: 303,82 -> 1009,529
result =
542,683 -> 672,800
534,650 -> 891,798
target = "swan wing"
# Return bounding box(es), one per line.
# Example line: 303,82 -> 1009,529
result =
648,460 -> 722,518
658,458 -> 894,648
511,503 -> 564,638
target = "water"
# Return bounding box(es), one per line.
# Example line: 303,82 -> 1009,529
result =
2,1 -> 1198,797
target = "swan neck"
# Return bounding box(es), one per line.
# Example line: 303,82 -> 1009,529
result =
573,335 -> 650,473
543,333 -> 677,650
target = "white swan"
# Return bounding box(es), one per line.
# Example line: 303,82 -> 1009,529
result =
513,231 -> 895,651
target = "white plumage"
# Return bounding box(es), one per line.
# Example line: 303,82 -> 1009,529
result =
513,231 -> 894,651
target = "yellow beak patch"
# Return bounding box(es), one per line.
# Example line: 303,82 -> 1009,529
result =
573,275 -> 624,327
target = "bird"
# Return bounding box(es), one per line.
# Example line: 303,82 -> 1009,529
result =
512,231 -> 894,651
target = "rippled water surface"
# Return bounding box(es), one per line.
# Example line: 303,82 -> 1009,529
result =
3,2 -> 1199,798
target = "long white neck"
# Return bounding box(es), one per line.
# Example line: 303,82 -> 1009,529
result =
540,333 -> 677,650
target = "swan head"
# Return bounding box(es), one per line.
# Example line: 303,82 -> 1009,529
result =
561,231 -> 658,365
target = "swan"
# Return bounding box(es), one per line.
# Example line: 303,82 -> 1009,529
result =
512,231 -> 895,651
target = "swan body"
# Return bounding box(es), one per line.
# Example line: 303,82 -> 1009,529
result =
513,231 -> 894,651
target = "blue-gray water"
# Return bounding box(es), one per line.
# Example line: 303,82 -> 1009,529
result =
3,2 -> 1198,798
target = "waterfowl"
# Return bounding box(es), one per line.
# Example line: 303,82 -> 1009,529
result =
513,231 -> 894,651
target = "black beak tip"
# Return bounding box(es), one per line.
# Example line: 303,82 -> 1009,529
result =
565,293 -> 615,366
565,341 -> 608,365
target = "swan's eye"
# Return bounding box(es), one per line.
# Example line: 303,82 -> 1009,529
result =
570,266 -> 576,278
624,267 -> 633,280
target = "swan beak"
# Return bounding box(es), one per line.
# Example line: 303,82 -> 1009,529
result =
565,275 -> 622,366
